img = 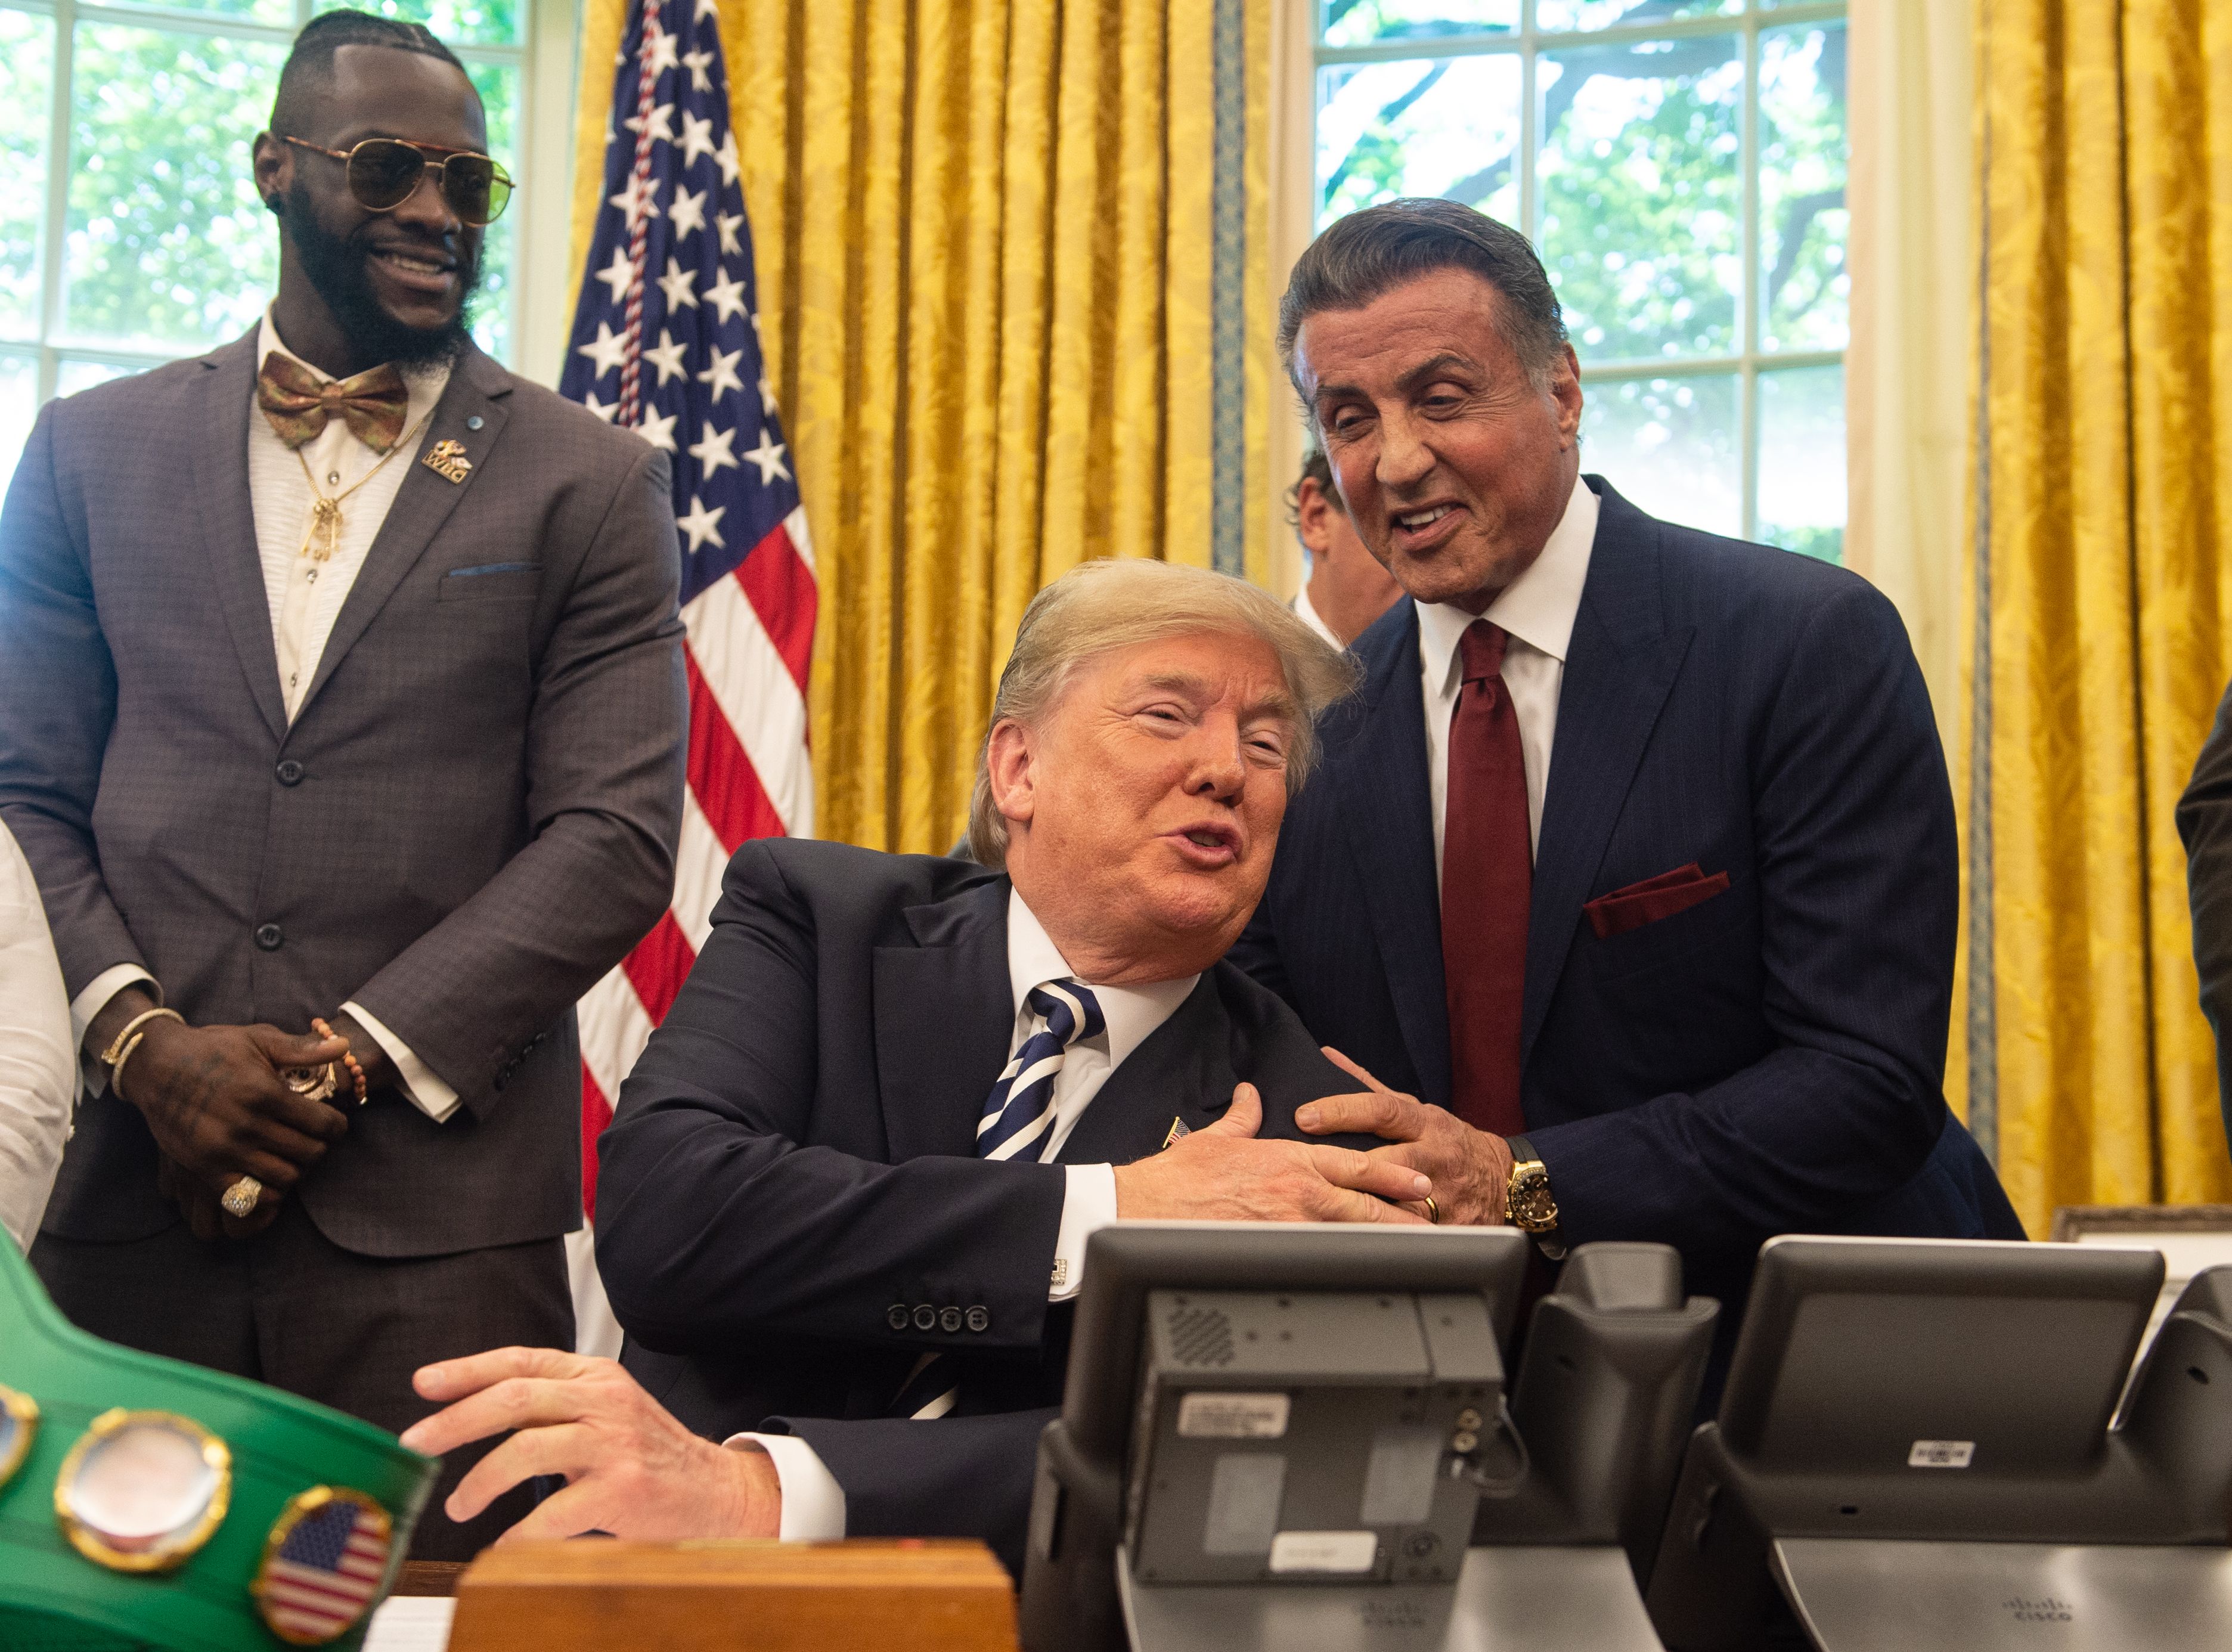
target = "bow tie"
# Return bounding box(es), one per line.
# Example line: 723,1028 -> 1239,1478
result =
255,354 -> 410,453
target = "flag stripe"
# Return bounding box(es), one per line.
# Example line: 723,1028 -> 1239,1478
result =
619,909 -> 698,1027
684,642 -> 786,848
684,559 -> 813,836
737,524 -> 816,696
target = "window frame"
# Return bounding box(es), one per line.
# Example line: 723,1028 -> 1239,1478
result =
1308,0 -> 1849,547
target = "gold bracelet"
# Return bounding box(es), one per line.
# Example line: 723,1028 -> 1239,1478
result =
109,1030 -> 154,1107
98,1006 -> 182,1074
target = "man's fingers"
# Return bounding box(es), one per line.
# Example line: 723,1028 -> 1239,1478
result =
257,1083 -> 351,1144
1205,1082 -> 1263,1138
1315,1186 -> 1434,1226
444,1423 -> 591,1525
246,1024 -> 350,1069
489,1479 -> 611,1545
1296,1087 -> 1422,1140
1320,1046 -> 1396,1093
398,1375 -> 602,1459
1307,1143 -> 1431,1204
407,1346 -> 596,1417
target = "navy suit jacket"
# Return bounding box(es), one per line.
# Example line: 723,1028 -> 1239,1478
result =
596,838 -> 1369,1574
1232,479 -> 2020,1385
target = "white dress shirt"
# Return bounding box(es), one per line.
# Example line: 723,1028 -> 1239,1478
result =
1418,472 -> 1599,884
0,820 -> 74,1250
72,311 -> 461,1123
731,886 -> 1199,1539
1292,584 -> 1341,649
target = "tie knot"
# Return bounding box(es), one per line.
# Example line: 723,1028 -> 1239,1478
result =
1026,980 -> 1105,1046
1458,620 -> 1509,686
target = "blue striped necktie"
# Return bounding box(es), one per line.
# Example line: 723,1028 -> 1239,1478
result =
978,979 -> 1105,1162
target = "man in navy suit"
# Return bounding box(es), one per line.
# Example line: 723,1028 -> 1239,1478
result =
1232,200 -> 2020,1388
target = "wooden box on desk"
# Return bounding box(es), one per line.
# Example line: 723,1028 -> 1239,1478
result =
445,1539 -> 1019,1652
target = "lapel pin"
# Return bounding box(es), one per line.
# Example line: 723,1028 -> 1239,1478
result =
422,439 -> 472,483
1161,1117 -> 1192,1151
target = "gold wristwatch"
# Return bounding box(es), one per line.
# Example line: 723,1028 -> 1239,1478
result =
1504,1135 -> 1566,1261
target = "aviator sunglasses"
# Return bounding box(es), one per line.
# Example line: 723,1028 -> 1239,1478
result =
282,135 -> 514,227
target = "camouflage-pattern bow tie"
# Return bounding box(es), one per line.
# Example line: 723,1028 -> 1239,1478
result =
255,354 -> 409,453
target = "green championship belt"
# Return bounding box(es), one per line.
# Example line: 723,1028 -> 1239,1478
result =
0,1235 -> 436,1651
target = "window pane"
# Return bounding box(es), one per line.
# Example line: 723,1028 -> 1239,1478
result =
1321,1 -> 1517,48
1538,34 -> 1743,362
0,352 -> 36,489
0,11 -> 52,343
1756,363 -> 1844,562
64,26 -> 282,352
1317,56 -> 1522,228
1537,0 -> 1738,32
1759,23 -> 1848,352
316,0 -> 524,49
56,357 -> 150,398
1580,373 -> 1740,536
126,0 -> 293,24
466,60 -> 516,362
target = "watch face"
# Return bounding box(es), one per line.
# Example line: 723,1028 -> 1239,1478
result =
55,1409 -> 232,1572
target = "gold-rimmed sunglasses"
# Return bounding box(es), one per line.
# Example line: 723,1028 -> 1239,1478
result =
282,135 -> 513,227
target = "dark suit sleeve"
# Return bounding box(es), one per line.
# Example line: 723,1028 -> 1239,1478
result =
2178,678 -> 2232,1144
772,1408 -> 1055,1578
596,841 -> 1068,1354
347,442 -> 687,1114
0,402 -> 141,994
1532,581 -> 1957,1263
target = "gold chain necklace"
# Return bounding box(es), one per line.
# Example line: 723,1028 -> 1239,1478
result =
293,410 -> 433,561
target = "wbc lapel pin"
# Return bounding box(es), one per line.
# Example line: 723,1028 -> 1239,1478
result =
421,439 -> 472,483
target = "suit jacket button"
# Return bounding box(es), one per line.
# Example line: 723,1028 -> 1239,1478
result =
274,759 -> 304,786
939,1306 -> 963,1334
912,1305 -> 938,1332
886,1304 -> 910,1331
254,923 -> 284,951
965,1306 -> 990,1333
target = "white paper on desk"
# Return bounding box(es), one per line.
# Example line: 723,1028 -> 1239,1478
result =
363,1595 -> 455,1652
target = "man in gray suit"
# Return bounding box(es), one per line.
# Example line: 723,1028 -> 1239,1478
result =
0,10 -> 686,1554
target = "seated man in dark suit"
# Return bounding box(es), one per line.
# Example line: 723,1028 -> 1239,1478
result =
398,557 -> 1433,1570
1230,199 -> 2023,1399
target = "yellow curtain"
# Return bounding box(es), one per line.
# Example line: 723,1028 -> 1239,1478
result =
1974,0 -> 2232,1233
572,0 -> 1275,853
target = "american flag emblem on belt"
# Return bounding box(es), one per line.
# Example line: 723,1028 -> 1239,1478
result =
252,1486 -> 393,1645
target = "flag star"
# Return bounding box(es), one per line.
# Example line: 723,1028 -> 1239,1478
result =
715,131 -> 741,186
705,266 -> 749,324
758,372 -> 777,413
694,0 -> 718,23
636,405 -> 680,451
696,345 -> 744,401
643,24 -> 680,76
576,321 -> 628,378
677,110 -> 717,170
742,430 -> 791,485
581,389 -> 618,423
677,493 -> 727,553
715,212 -> 744,258
607,173 -> 661,229
681,48 -> 715,93
643,328 -> 690,386
668,185 -> 708,242
594,244 -> 636,305
689,421 -> 740,477
656,258 -> 699,312
622,102 -> 675,145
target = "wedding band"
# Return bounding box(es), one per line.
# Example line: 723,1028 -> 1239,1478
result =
280,1063 -> 338,1104
221,1177 -> 263,1219
1423,1194 -> 1440,1225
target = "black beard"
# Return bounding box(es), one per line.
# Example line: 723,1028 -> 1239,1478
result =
280,180 -> 481,370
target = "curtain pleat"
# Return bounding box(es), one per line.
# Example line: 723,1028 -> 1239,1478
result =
571,0 -> 1269,853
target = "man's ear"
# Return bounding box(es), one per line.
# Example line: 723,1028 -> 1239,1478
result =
984,718 -> 1037,832
252,132 -> 291,215
1550,343 -> 1584,446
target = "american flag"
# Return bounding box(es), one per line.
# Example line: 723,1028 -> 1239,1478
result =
254,1493 -> 390,1643
560,0 -> 816,1222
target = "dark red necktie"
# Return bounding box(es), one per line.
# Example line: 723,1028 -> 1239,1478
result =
1440,621 -> 1531,1138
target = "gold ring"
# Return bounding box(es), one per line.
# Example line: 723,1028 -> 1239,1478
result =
1422,1194 -> 1440,1224
221,1176 -> 264,1219
280,1063 -> 338,1104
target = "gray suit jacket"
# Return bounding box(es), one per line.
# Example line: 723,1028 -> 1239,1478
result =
0,331 -> 687,1257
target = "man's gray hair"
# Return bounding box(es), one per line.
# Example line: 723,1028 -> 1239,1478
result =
1278,198 -> 1569,391
967,559 -> 1361,869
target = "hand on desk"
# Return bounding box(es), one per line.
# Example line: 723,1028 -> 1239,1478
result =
403,1347 -> 782,1542
1297,1049 -> 1514,1226
1111,1080 -> 1434,1223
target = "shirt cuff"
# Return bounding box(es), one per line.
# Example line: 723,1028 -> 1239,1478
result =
725,1433 -> 845,1540
1051,1163 -> 1118,1301
70,966 -> 159,1098
341,1001 -> 461,1123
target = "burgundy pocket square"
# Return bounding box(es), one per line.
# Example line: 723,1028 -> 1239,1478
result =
1585,864 -> 1731,939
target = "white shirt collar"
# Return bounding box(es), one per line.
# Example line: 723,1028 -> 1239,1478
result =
1006,888 -> 1197,1065
1416,470 -> 1599,698
1292,584 -> 1341,649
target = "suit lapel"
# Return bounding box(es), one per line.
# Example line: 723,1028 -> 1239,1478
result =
1339,606 -> 1455,1107
873,878 -> 1015,1161
292,345 -> 515,727
1054,977 -> 1230,1165
190,334 -> 288,744
1520,482 -> 1693,1064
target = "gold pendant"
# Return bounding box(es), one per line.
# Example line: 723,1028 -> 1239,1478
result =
301,498 -> 342,562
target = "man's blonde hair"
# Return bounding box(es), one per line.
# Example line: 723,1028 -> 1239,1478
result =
967,559 -> 1362,868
